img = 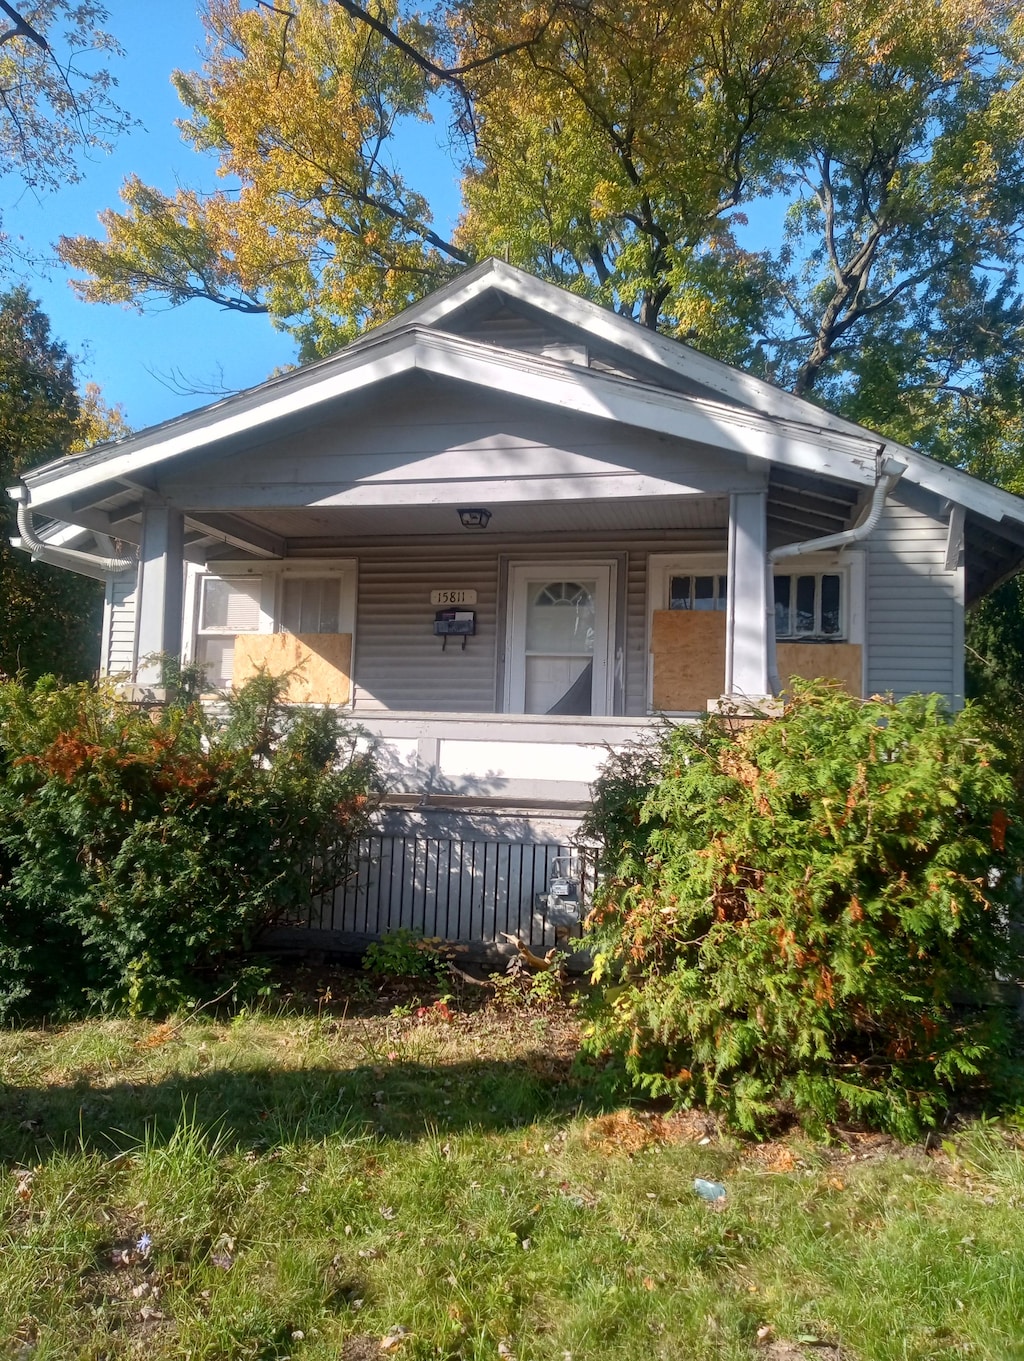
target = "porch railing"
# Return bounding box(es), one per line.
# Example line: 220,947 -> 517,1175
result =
293,834 -> 595,951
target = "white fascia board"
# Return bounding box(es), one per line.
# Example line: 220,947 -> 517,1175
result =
23,325 -> 880,512
371,261 -> 1024,531
892,448 -> 1024,529
410,334 -> 879,484
23,337 -> 423,509
364,258 -> 506,337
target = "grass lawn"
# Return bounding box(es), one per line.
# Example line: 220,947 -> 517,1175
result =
1,969 -> 1023,1361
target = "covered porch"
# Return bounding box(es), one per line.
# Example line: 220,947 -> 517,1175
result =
15,346 -> 881,811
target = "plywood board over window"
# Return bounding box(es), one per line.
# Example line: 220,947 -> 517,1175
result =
777,642 -> 862,697
651,610 -> 726,712
233,633 -> 353,705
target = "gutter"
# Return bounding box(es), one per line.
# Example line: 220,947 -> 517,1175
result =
766,454 -> 907,695
7,484 -> 138,576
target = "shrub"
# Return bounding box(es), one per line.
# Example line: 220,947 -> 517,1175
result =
0,673 -> 382,1017
579,683 -> 1024,1138
362,929 -> 447,982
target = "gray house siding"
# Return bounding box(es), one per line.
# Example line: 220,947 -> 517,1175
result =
103,569 -> 138,677
295,530 -> 725,717
156,380 -> 763,519
105,504 -> 966,711
865,492 -> 963,704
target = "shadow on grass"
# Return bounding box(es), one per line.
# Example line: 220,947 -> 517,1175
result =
0,1053 -> 610,1166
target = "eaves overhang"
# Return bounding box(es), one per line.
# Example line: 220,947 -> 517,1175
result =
359,259 -> 1024,541
17,325 -> 882,513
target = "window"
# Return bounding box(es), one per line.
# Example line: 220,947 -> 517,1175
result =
186,561 -> 356,692
195,576 -> 262,689
647,551 -> 863,712
280,577 -> 341,634
774,572 -> 843,639
669,574 -> 728,612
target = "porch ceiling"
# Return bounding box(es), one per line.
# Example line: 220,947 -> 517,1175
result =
200,494 -> 730,543
58,492 -> 734,553
767,469 -> 862,547
54,474 -> 862,557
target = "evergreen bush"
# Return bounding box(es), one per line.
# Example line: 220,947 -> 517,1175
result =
579,684 -> 1024,1138
0,673 -> 382,1017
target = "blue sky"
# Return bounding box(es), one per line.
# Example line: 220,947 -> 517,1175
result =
2,3 -> 785,435
1,2 -> 461,432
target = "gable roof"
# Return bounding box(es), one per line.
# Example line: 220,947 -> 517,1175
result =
12,259 -> 1024,552
364,260 -> 1024,535
19,315 -> 882,511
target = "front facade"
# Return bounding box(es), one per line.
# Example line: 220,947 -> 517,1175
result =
12,262 -> 1024,950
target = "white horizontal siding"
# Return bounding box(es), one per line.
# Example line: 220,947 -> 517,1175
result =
866,496 -> 961,703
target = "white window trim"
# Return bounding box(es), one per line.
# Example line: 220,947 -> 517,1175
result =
646,550 -> 865,711
183,558 -> 358,699
774,551 -> 865,647
503,559 -> 617,715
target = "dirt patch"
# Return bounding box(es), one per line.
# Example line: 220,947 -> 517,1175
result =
743,1142 -> 801,1174
763,1344 -> 845,1361
342,1335 -> 389,1360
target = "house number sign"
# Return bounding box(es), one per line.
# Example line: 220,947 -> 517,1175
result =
430,589 -> 478,605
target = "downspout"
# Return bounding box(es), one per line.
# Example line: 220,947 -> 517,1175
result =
8,484 -> 138,575
765,454 -> 907,695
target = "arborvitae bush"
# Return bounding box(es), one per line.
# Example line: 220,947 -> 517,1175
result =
0,673 -> 382,1017
579,684 -> 1024,1138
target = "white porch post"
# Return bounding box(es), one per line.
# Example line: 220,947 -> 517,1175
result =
724,490 -> 770,701
134,501 -> 185,684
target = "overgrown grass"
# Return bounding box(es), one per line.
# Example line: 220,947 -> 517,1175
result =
2,985 -> 1023,1361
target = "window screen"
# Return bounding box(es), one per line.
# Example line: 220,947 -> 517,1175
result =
199,577 -> 261,632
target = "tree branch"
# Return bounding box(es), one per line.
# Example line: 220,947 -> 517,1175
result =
0,1 -> 47,51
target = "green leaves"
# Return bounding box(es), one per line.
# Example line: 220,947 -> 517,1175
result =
581,683 -> 1024,1137
0,287 -> 107,682
0,674 -> 383,1018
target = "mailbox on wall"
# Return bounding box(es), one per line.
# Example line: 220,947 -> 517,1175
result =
434,608 -> 476,650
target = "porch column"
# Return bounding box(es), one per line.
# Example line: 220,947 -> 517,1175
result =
134,501 -> 185,685
724,490 -> 770,701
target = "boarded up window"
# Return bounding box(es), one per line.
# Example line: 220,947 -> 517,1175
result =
651,610 -> 726,712
193,569 -> 353,700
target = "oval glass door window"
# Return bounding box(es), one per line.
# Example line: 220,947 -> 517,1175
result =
524,580 -> 596,714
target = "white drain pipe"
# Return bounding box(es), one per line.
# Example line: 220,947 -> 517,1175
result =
8,484 -> 137,576
766,455 -> 907,695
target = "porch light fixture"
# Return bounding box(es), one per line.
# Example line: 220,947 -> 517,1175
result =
457,507 -> 492,530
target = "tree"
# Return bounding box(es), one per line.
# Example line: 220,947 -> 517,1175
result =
59,0 -> 818,361
0,1 -> 131,259
58,1 -> 1024,390
0,286 -> 124,681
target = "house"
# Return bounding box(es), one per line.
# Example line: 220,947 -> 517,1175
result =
10,260 -> 1024,952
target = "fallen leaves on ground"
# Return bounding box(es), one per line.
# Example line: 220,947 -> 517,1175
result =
581,1108 -> 718,1155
